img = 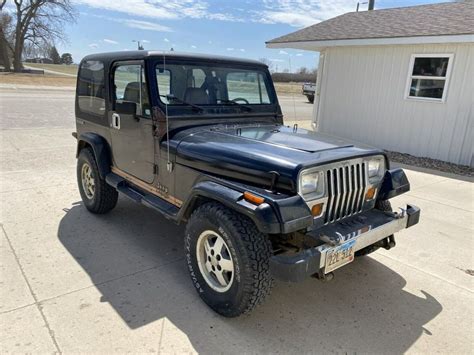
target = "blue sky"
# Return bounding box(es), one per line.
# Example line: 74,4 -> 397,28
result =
58,0 -> 448,71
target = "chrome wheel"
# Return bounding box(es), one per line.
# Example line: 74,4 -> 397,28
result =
81,163 -> 95,199
196,230 -> 234,293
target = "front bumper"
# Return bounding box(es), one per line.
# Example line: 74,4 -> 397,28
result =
270,204 -> 420,282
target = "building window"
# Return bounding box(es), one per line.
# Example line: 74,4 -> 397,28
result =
406,54 -> 453,102
77,60 -> 106,115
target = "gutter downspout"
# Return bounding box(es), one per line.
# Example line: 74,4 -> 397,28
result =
312,50 -> 326,131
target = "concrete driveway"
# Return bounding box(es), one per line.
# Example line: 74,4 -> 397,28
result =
1,87 -> 473,354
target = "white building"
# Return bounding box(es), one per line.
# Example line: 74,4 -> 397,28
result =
267,2 -> 473,167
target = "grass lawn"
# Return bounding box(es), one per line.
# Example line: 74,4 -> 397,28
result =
24,63 -> 79,76
274,82 -> 302,95
0,73 -> 76,87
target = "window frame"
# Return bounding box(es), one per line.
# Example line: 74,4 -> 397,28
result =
153,60 -> 277,108
110,60 -> 151,118
404,53 -> 454,103
76,60 -> 106,118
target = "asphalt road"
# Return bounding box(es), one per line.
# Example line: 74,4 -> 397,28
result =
1,87 -> 473,353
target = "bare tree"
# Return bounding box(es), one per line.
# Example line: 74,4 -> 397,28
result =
298,67 -> 308,75
0,2 -> 13,70
258,57 -> 275,73
8,0 -> 75,71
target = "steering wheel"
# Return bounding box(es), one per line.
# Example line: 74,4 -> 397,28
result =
232,98 -> 250,104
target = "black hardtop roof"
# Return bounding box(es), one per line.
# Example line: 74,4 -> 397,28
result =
81,50 -> 267,67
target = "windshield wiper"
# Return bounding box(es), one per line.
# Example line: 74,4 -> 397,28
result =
219,99 -> 252,112
160,94 -> 205,112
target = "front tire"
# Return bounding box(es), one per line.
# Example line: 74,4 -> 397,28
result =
77,148 -> 118,214
185,202 -> 273,317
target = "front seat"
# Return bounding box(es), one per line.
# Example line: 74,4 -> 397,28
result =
184,87 -> 210,104
123,82 -> 141,103
123,82 -> 150,114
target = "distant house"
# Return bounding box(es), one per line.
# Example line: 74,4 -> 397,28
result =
24,58 -> 53,64
267,2 -> 473,167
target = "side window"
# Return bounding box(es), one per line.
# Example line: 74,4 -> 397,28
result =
156,68 -> 171,104
77,60 -> 105,116
114,64 -> 150,117
406,54 -> 453,101
191,68 -> 206,88
227,72 -> 270,104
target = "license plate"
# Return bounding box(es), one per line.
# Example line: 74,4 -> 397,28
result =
324,239 -> 356,273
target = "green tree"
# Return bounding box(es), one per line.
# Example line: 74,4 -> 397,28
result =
60,52 -> 73,64
49,46 -> 60,64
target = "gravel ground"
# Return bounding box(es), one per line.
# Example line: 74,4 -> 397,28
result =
386,150 -> 474,177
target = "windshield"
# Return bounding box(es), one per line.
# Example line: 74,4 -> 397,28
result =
155,62 -> 275,109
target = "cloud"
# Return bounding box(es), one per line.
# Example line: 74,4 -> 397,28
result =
76,0 -> 354,28
296,53 -> 303,56
270,58 -> 285,62
88,43 -> 99,48
142,39 -> 150,43
258,0 -> 355,27
279,50 -> 288,55
240,48 -> 246,52
84,13 -> 173,32
226,48 -> 234,51
163,38 -> 170,42
75,0 -> 242,23
124,19 -> 172,32
103,39 -> 119,44
190,45 -> 197,49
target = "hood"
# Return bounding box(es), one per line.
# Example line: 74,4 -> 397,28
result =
173,124 -> 383,192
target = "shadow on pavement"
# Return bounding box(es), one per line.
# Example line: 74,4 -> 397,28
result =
58,198 -> 442,353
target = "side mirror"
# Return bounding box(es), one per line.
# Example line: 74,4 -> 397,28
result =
115,101 -> 137,115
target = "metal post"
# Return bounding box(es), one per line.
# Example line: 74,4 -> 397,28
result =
368,0 -> 375,10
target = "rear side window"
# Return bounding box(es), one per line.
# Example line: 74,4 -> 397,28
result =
77,61 -> 105,115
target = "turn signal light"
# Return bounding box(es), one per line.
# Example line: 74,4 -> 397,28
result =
311,203 -> 324,217
365,187 -> 376,201
243,192 -> 265,205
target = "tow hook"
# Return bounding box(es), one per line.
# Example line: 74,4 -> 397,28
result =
312,271 -> 335,282
382,235 -> 396,250
384,208 -> 406,219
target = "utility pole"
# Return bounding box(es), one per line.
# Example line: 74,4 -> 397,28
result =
368,0 -> 375,10
132,40 -> 144,50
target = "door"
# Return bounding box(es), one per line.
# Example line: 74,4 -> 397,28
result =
110,61 -> 155,183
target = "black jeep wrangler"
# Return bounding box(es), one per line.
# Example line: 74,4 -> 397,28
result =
74,51 -> 420,317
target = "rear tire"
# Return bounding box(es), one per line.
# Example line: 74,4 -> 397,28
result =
184,202 -> 273,317
77,148 -> 118,214
355,200 -> 393,257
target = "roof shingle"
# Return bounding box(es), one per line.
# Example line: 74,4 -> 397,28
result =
267,2 -> 474,44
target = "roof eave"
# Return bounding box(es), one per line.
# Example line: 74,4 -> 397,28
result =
266,34 -> 474,50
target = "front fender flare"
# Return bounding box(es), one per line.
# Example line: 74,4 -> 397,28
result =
178,181 -> 282,234
77,132 -> 111,179
178,180 -> 313,235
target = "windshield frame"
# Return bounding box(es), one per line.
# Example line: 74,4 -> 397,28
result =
148,57 -> 279,117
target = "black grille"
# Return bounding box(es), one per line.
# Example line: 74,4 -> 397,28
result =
324,162 -> 367,224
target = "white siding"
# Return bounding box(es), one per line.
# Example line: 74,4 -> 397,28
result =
317,43 -> 473,166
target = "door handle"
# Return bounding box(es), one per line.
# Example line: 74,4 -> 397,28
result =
112,113 -> 120,129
